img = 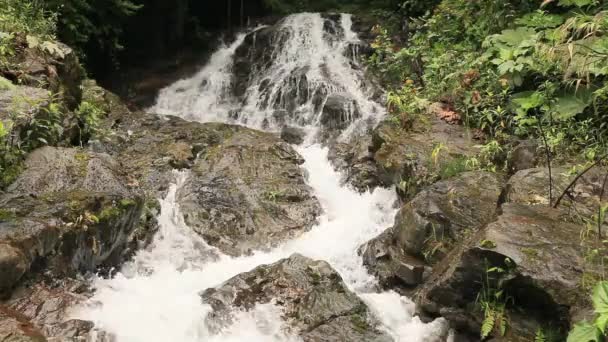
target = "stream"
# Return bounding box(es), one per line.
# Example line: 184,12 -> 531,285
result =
75,13 -> 448,341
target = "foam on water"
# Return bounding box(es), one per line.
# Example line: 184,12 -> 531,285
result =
75,12 -> 447,342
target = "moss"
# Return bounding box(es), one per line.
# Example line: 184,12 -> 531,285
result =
119,198 -> 136,208
350,314 -> 370,333
0,160 -> 23,189
0,76 -> 15,90
480,239 -> 497,249
521,247 -> 540,261
98,205 -> 123,221
0,209 -> 16,221
74,151 -> 90,175
438,156 -> 470,179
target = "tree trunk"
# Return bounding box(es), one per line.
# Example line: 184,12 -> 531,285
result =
227,0 -> 232,30
240,0 -> 244,27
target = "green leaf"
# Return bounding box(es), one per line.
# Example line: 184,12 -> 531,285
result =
516,11 -> 565,28
494,27 -> 537,47
593,281 -> 608,314
558,0 -> 596,7
550,90 -> 593,121
26,34 -> 40,48
596,314 -> 608,334
481,309 -> 495,338
567,322 -> 602,342
511,91 -> 545,115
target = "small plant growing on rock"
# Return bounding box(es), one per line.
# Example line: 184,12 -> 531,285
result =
567,281 -> 608,342
477,260 -> 514,340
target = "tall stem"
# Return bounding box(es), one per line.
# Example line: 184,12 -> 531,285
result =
599,171 -> 608,238
537,119 -> 553,206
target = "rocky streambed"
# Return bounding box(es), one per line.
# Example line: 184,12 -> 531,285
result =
0,12 -> 604,342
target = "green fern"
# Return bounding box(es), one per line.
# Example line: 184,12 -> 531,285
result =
535,328 -> 547,342
481,306 -> 496,339
498,311 -> 508,336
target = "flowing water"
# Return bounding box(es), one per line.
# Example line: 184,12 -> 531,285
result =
75,13 -> 447,341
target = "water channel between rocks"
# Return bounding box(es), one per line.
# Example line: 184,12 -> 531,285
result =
74,12 -> 448,341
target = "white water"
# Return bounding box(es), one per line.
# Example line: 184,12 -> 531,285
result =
75,13 -> 447,341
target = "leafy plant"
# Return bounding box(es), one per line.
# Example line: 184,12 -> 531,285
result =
567,281 -> 608,342
477,262 -> 512,339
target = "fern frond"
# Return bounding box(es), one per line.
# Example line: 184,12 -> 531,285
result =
481,308 -> 496,339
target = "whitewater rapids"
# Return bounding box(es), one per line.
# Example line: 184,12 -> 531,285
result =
74,13 -> 448,341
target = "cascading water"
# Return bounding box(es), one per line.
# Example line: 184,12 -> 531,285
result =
75,13 -> 448,341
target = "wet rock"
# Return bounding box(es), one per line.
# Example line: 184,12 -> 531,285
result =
320,93 -> 361,131
505,166 -> 607,224
177,129 -> 321,256
359,171 -> 503,289
232,26 -> 277,98
0,85 -> 52,149
393,171 -> 503,258
371,117 -> 479,196
5,40 -> 84,110
358,229 -> 428,289
0,305 -> 46,342
0,147 -> 145,294
280,125 -> 306,145
4,278 -> 97,341
327,135 -> 380,192
201,254 -> 392,342
416,203 -> 584,340
507,140 -> 539,173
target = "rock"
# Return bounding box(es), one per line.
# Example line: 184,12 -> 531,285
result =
359,171 -> 503,289
416,203 -> 584,340
0,305 -> 46,342
4,278 -> 98,341
327,135 -> 380,192
201,254 -> 392,342
393,171 -> 503,259
371,116 -> 479,196
280,125 -> 306,145
0,147 -> 146,294
0,244 -> 28,293
177,129 -> 321,256
18,42 -> 84,110
358,229 -> 428,289
506,166 -> 607,224
507,140 -> 539,173
0,85 -> 52,149
232,26 -> 277,99
320,93 -> 361,131
8,147 -> 131,197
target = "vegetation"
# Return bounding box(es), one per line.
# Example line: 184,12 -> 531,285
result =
367,0 -> 608,167
568,281 -> 608,342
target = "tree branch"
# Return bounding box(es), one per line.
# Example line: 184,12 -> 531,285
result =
553,154 -> 608,208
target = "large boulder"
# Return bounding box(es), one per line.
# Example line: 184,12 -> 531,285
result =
393,171 -> 503,259
201,254 -> 392,342
359,171 -> 503,289
328,134 -> 380,192
416,203 -> 586,341
4,278 -> 96,341
506,166 -> 607,224
371,116 -> 479,197
177,129 -> 321,256
0,147 -> 149,294
13,41 -> 83,110
0,305 -> 47,342
320,93 -> 361,131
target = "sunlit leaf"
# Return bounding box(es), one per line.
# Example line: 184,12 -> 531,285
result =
550,89 -> 593,121
567,322 -> 601,342
593,281 -> 608,314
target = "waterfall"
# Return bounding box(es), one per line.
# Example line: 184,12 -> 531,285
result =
150,13 -> 383,137
75,13 -> 447,341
